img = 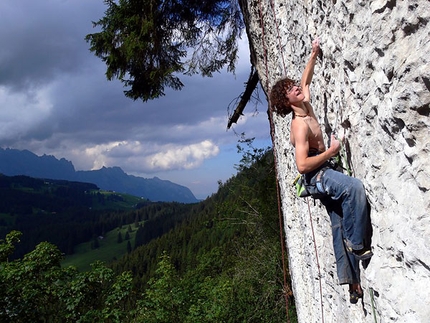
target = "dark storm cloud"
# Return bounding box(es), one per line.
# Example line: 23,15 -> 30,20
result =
0,0 -> 271,198
0,0 -> 103,91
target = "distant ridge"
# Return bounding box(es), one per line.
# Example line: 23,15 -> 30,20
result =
0,148 -> 198,203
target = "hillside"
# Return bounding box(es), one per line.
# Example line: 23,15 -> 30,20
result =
106,146 -> 296,322
0,147 -> 198,203
0,173 -> 155,259
0,146 -> 296,322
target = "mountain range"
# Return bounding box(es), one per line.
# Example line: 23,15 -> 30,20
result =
0,148 -> 198,203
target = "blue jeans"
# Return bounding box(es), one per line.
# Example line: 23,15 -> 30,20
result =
306,168 -> 370,284
317,169 -> 369,251
320,195 -> 361,284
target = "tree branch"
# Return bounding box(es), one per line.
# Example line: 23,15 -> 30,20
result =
227,70 -> 259,129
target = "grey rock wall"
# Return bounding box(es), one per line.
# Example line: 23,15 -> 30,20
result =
240,0 -> 430,322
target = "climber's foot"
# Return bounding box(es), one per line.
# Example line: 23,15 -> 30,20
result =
352,247 -> 373,261
349,284 -> 363,304
344,240 -> 373,260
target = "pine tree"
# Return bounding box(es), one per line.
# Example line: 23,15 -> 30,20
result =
85,0 -> 244,101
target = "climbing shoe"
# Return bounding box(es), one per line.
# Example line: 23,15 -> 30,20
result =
349,289 -> 363,304
344,240 -> 373,260
352,248 -> 373,261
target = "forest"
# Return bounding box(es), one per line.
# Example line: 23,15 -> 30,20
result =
0,144 -> 297,322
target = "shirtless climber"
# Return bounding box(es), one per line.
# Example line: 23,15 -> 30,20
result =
269,38 -> 372,304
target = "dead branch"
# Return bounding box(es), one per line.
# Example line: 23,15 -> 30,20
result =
227,69 -> 259,129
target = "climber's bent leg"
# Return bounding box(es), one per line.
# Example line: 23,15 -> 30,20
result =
319,169 -> 369,251
321,197 -> 360,285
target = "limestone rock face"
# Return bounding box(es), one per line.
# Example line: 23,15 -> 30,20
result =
239,0 -> 430,322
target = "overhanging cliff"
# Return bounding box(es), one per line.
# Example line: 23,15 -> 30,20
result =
239,0 -> 430,321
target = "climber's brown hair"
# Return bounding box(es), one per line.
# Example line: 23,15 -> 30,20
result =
269,77 -> 296,117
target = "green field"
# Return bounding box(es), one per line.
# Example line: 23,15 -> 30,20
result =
91,190 -> 146,210
62,222 -> 141,271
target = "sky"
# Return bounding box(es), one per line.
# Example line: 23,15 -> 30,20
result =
0,0 -> 272,200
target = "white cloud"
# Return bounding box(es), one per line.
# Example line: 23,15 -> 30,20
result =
147,140 -> 220,170
58,139 -> 219,173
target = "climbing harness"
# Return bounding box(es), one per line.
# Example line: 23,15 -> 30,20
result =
332,133 -> 352,176
292,156 -> 342,199
293,174 -> 311,198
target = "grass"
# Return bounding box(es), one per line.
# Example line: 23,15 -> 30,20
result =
62,222 -> 141,272
91,191 -> 146,210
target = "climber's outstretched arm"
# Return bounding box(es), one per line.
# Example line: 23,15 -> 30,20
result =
300,38 -> 320,103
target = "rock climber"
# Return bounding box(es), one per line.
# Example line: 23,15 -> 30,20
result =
269,37 -> 372,304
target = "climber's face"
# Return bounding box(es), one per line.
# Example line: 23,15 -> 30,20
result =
286,84 -> 304,105
286,83 -> 301,94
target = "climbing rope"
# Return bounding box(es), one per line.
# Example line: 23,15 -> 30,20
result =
268,0 -> 326,321
306,197 -> 325,323
256,1 -> 291,322
369,288 -> 378,323
257,0 -> 270,91
269,0 -> 287,74
256,0 -> 328,322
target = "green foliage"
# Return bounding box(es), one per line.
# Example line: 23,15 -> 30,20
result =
182,248 -> 234,322
0,232 -> 134,323
0,241 -> 67,322
235,133 -> 269,172
133,250 -> 233,323
137,252 -> 185,323
85,0 -> 244,101
59,261 -> 134,323
0,230 -> 21,261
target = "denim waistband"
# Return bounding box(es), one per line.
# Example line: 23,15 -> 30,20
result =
304,149 -> 331,182
304,163 -> 330,183
308,148 -> 323,157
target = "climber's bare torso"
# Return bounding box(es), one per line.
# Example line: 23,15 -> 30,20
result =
290,102 -> 326,153
288,94 -> 340,174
